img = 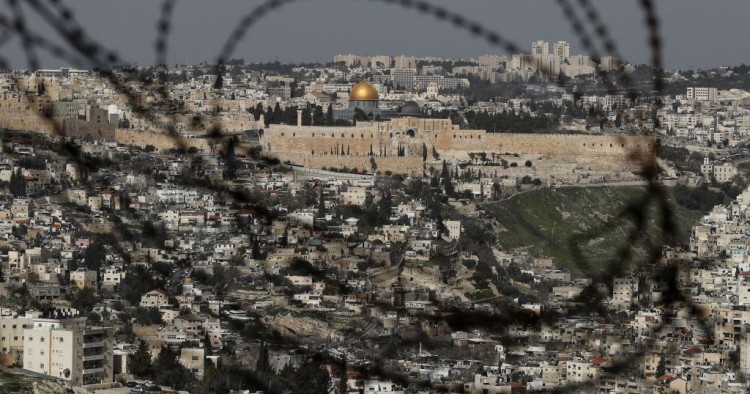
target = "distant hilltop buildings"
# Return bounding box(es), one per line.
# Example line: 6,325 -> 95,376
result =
334,40 -> 624,84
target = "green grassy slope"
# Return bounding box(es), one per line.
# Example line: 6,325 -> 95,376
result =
483,186 -> 707,275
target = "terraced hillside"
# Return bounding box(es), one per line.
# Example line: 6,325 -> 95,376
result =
483,186 -> 712,275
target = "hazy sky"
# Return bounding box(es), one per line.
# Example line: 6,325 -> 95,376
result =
4,0 -> 750,70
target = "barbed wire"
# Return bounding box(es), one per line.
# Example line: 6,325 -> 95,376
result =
0,1 -> 712,392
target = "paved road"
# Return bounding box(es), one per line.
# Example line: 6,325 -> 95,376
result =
92,388 -> 132,394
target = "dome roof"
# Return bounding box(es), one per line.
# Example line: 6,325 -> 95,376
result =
400,100 -> 421,116
349,81 -> 379,101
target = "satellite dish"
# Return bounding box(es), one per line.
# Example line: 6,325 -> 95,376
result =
63,368 -> 70,378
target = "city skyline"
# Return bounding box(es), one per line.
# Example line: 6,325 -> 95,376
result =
3,0 -> 750,70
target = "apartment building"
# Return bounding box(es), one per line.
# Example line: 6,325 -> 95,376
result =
22,315 -> 113,386
687,87 -> 718,102
0,315 -> 36,363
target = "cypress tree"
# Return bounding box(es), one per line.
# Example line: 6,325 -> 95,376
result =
273,102 -> 282,123
339,356 -> 348,394
9,169 -> 26,197
265,105 -> 274,124
129,340 -> 153,377
204,332 -> 213,355
256,341 -> 270,373
326,103 -> 334,126
252,240 -> 262,259
317,188 -> 326,218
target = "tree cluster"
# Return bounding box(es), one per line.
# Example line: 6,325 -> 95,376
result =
8,169 -> 26,197
464,110 -> 550,133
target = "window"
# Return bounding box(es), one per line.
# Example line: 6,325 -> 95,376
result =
192,356 -> 199,361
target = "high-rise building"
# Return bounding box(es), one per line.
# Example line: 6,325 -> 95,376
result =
391,69 -> 416,90
369,55 -> 392,69
393,56 -> 417,69
333,54 -> 366,67
477,55 -> 507,68
531,40 -> 549,56
553,41 -> 570,62
568,54 -> 591,66
599,56 -> 621,71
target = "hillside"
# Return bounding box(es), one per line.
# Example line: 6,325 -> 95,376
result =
483,186 -> 709,275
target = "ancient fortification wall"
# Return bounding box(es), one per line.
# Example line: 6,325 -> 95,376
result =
0,107 -> 211,152
261,122 -> 657,174
0,107 -> 657,175
0,113 -> 117,140
433,130 -> 656,158
113,129 -> 211,151
0,112 -> 58,134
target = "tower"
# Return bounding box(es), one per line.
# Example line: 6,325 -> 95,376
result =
531,40 -> 549,56
553,41 -> 570,62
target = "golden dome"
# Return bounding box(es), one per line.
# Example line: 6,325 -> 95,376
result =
349,81 -> 379,101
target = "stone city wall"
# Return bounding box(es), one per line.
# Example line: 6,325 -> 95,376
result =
0,107 -> 212,152
433,129 -> 656,159
114,129 -> 211,152
261,123 -> 658,174
0,112 -> 58,134
63,119 -> 117,140
0,112 -> 119,140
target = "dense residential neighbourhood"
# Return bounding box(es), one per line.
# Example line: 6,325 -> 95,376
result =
2,40 -> 750,394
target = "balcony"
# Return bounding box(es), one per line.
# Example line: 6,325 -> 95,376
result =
83,367 -> 105,374
83,341 -> 105,348
82,354 -> 104,362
